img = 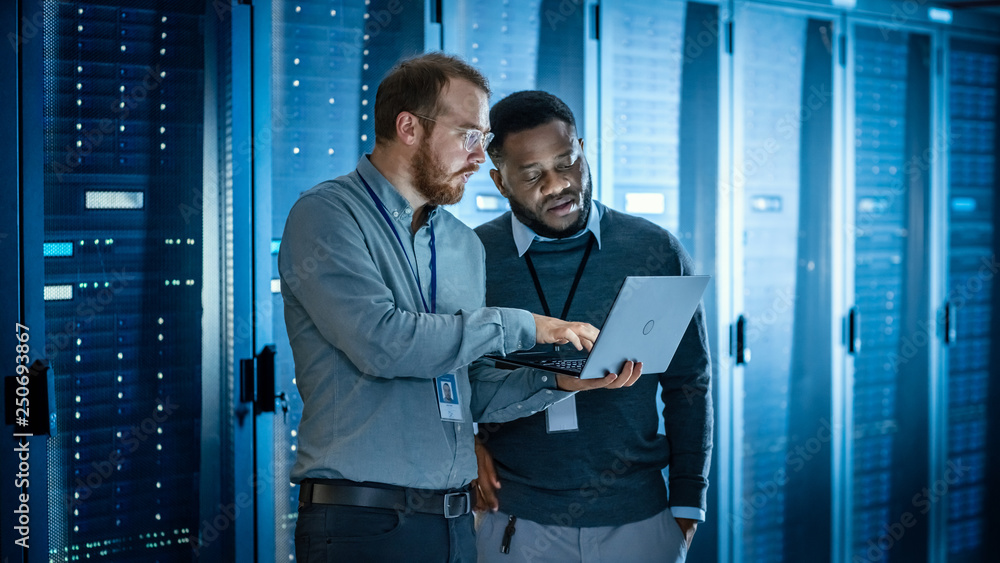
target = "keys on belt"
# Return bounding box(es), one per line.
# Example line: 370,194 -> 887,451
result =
298,481 -> 474,519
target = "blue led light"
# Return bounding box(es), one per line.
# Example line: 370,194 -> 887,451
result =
44,242 -> 74,257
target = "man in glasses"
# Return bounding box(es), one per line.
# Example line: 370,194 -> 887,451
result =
280,54 -> 642,563
472,91 -> 713,562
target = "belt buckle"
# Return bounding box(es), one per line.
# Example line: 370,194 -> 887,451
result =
443,491 -> 470,519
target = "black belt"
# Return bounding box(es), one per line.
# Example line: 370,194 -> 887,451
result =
298,481 -> 475,519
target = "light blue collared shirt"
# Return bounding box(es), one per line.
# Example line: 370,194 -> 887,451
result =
511,200 -> 603,257
280,156 -> 574,490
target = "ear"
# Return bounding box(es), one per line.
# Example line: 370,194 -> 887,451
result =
578,137 -> 585,151
489,168 -> 510,198
395,112 -> 420,146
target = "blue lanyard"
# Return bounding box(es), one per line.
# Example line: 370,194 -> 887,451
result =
359,173 -> 437,314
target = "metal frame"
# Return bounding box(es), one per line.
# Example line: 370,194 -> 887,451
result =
251,1 -> 276,560
230,3 -> 257,561
726,2 -> 746,560
714,4 -> 735,563
199,3 -> 224,561
831,10 -> 851,563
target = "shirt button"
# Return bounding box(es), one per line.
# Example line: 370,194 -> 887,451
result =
517,405 -> 523,409
392,211 -> 399,217
546,390 -> 553,395
541,376 -> 548,383
457,424 -> 462,431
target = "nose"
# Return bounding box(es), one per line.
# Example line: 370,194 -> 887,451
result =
540,169 -> 570,196
469,142 -> 486,165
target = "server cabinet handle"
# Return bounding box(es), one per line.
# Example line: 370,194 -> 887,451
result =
255,344 -> 277,414
847,306 -> 861,354
239,344 -> 277,412
944,301 -> 957,345
239,358 -> 255,403
735,315 -> 750,365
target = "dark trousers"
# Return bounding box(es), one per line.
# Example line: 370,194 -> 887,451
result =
294,502 -> 476,563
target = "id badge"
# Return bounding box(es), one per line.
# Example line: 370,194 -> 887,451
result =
435,373 -> 464,422
545,395 -> 579,433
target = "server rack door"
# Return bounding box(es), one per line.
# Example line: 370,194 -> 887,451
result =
259,2 -> 429,561
730,5 -> 837,562
944,36 -> 999,563
847,22 -> 934,563
36,1 -> 218,561
440,0 -> 586,227
597,2 -> 722,561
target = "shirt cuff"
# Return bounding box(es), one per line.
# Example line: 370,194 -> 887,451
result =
670,506 -> 705,522
496,307 -> 535,354
516,369 -> 574,413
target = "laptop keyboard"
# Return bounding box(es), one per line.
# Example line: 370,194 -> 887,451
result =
535,358 -> 586,372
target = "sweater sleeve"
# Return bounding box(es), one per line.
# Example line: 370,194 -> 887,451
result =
659,239 -> 714,515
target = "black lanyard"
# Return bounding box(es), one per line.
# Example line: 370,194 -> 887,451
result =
359,172 -> 436,313
523,236 -> 595,320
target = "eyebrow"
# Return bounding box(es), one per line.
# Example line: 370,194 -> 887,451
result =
517,149 -> 575,171
457,121 -> 489,132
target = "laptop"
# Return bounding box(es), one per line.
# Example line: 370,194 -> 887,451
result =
486,275 -> 710,379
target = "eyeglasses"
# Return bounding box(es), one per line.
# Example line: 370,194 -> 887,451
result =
414,114 -> 494,153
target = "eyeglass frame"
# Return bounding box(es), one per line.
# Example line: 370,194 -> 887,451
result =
412,114 -> 494,153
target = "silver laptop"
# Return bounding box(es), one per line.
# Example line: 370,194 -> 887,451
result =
487,275 -> 710,379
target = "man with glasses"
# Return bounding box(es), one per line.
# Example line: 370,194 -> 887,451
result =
280,54 -> 642,562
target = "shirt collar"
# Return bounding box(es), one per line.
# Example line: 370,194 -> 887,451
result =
511,199 -> 603,257
356,155 -> 438,227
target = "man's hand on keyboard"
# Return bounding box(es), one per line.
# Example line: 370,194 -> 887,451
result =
555,360 -> 643,391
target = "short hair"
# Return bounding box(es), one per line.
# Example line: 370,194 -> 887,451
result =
374,52 -> 490,146
487,90 -> 577,164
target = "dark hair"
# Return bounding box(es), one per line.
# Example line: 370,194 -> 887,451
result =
374,52 -> 490,146
487,90 -> 577,164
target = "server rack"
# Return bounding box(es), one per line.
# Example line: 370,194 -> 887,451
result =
943,35 -> 999,563
35,1 -> 213,560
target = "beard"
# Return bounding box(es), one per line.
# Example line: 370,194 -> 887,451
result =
509,166 -> 593,239
411,141 -> 473,207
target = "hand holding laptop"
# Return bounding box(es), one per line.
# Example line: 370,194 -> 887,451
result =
488,276 -> 710,379
556,360 -> 644,391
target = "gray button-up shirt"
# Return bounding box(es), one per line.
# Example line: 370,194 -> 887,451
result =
280,156 -> 572,490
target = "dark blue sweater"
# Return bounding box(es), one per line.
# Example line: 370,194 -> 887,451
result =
474,204 -> 713,527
